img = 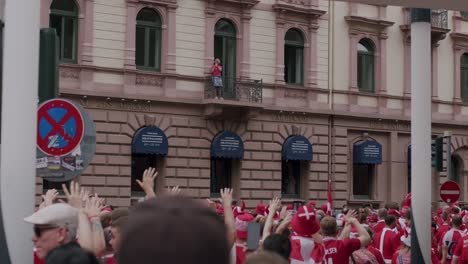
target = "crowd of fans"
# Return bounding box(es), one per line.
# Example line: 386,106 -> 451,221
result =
25,167 -> 468,264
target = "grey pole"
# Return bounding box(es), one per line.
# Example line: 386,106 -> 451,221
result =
0,0 -> 40,263
410,8 -> 432,263
445,131 -> 452,181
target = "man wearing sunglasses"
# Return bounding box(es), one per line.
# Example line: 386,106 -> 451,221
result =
24,203 -> 79,260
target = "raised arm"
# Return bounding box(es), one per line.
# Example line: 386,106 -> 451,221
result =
348,214 -> 371,247
262,197 -> 280,240
136,167 -> 158,199
84,194 -> 106,256
220,188 -> 236,248
338,209 -> 357,240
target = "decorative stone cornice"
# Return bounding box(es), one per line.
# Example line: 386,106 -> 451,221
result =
126,0 -> 178,9
345,16 -> 394,35
273,0 -> 325,18
204,0 -> 259,8
451,32 -> 468,49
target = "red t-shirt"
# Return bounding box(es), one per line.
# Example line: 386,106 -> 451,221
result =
436,223 -> 451,244
211,65 -> 222,77
372,221 -> 386,234
367,245 -> 385,264
373,228 -> 401,260
102,254 -> 117,264
323,237 -> 361,264
34,251 -> 45,264
453,233 -> 468,264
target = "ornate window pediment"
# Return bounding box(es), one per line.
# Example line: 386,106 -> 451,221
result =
126,0 -> 177,8
273,0 -> 325,18
346,16 -> 394,37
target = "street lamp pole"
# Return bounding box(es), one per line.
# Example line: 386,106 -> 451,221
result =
0,0 -> 40,263
410,8 -> 432,263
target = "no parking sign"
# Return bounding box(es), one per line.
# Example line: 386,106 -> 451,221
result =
36,99 -> 96,181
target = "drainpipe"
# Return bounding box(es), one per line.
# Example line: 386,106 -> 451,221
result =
327,0 -> 335,206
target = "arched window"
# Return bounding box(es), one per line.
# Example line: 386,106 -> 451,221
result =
461,53 -> 468,102
357,39 -> 375,92
214,19 -> 237,99
284,29 -> 304,85
136,8 -> 162,71
50,0 -> 78,62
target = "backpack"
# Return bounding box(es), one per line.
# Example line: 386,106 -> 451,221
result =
350,249 -> 379,264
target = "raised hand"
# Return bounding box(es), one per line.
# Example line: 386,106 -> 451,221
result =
63,181 -> 86,209
167,186 -> 181,196
345,209 -> 358,224
269,197 -> 281,212
219,188 -> 233,207
42,189 -> 59,208
84,194 -> 104,218
136,167 -> 158,198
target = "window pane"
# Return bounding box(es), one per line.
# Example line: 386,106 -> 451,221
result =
285,29 -> 304,45
353,164 -> 372,198
49,14 -> 62,58
155,29 -> 161,70
211,158 -> 232,195
135,26 -> 146,67
148,28 -> 156,68
296,48 -> 303,84
62,17 -> 76,60
282,160 -> 301,197
50,0 -> 77,13
461,68 -> 468,101
136,8 -> 161,25
215,20 -> 235,37
131,155 -> 157,194
358,54 -> 374,92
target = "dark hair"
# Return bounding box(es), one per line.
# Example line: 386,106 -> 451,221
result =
117,196 -> 229,264
263,234 -> 291,260
442,210 -> 450,221
452,215 -> 463,227
46,243 -> 99,264
405,209 -> 412,221
111,216 -> 129,233
384,215 -> 396,226
100,213 -> 112,229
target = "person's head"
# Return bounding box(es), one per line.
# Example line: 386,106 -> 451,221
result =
315,210 -> 325,222
245,251 -> 288,264
320,217 -> 338,237
442,210 -> 450,222
110,207 -> 129,223
45,243 -> 99,264
262,234 -> 291,260
214,58 -> 221,65
384,215 -> 396,229
378,208 -> 388,220
117,196 -> 229,264
24,204 -> 78,259
342,204 -> 349,215
452,215 -> 463,228
291,205 -> 320,237
110,216 -> 128,252
385,202 -> 399,210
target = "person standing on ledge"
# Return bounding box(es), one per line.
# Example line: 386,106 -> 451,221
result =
211,58 -> 223,100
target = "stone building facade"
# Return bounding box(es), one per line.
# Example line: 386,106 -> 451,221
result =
37,0 -> 468,209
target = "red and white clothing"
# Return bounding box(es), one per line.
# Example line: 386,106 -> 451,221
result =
367,245 -> 385,264
323,237 -> 361,264
101,253 -> 117,264
33,250 -> 45,264
436,223 -> 450,245
391,249 -> 411,264
230,243 -> 247,264
453,233 -> 468,264
442,228 -> 463,261
211,65 -> 222,77
290,235 -> 325,264
373,227 -> 401,263
373,220 -> 386,234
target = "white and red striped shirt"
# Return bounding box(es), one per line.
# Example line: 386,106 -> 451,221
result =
442,228 -> 463,260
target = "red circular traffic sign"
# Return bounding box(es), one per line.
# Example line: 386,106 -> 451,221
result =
37,99 -> 84,156
440,180 -> 461,204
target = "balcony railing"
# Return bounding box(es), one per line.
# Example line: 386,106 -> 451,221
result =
403,9 -> 448,29
431,9 -> 448,29
205,77 -> 263,103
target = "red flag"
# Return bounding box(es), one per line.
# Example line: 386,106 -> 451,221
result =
327,179 -> 333,216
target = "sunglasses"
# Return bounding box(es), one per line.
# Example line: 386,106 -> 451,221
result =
34,226 -> 59,237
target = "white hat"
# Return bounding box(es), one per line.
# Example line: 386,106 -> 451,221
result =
24,203 -> 78,231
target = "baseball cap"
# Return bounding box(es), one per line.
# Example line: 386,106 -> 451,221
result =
24,203 -> 78,230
